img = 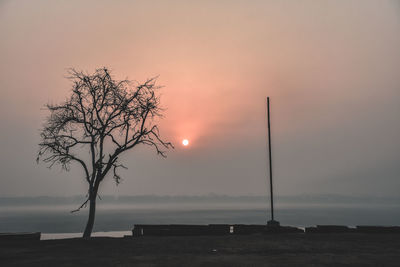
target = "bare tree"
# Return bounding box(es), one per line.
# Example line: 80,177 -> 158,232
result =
37,68 -> 173,238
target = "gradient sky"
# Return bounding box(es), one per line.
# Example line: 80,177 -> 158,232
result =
0,0 -> 399,197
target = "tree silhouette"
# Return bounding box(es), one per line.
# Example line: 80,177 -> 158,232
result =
37,68 -> 173,238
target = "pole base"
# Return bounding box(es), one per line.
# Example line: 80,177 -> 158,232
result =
267,220 -> 280,227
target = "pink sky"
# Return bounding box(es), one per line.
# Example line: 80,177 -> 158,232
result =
0,0 -> 399,197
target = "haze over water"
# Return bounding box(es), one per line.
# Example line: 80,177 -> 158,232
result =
0,0 -> 399,232
1,195 -> 399,237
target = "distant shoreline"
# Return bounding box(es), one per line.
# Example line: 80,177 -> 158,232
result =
1,194 -> 399,207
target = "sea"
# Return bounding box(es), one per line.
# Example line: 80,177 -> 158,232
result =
0,195 -> 399,240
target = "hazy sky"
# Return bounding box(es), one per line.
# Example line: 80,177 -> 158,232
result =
0,0 -> 399,197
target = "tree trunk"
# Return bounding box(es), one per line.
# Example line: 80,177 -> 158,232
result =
83,194 -> 96,239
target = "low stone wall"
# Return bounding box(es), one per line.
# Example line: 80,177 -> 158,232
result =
0,232 -> 41,240
133,224 -> 400,236
133,224 -> 230,236
133,224 -> 304,236
306,225 -> 400,234
356,226 -> 400,233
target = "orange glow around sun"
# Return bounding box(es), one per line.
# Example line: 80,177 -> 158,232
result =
182,139 -> 189,146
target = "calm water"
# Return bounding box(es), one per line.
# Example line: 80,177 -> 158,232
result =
1,202 -> 399,239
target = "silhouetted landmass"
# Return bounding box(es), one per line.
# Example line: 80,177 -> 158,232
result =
0,194 -> 399,206
1,234 -> 400,266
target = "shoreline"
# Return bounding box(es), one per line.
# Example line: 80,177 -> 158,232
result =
1,233 -> 400,266
2,224 -> 399,240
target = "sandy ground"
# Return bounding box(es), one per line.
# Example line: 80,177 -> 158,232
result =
1,233 -> 400,266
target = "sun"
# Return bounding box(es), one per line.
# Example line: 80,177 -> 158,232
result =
182,139 -> 189,146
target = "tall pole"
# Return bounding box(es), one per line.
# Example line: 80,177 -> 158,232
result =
267,97 -> 274,222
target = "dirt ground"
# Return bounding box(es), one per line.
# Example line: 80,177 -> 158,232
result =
1,233 -> 400,266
